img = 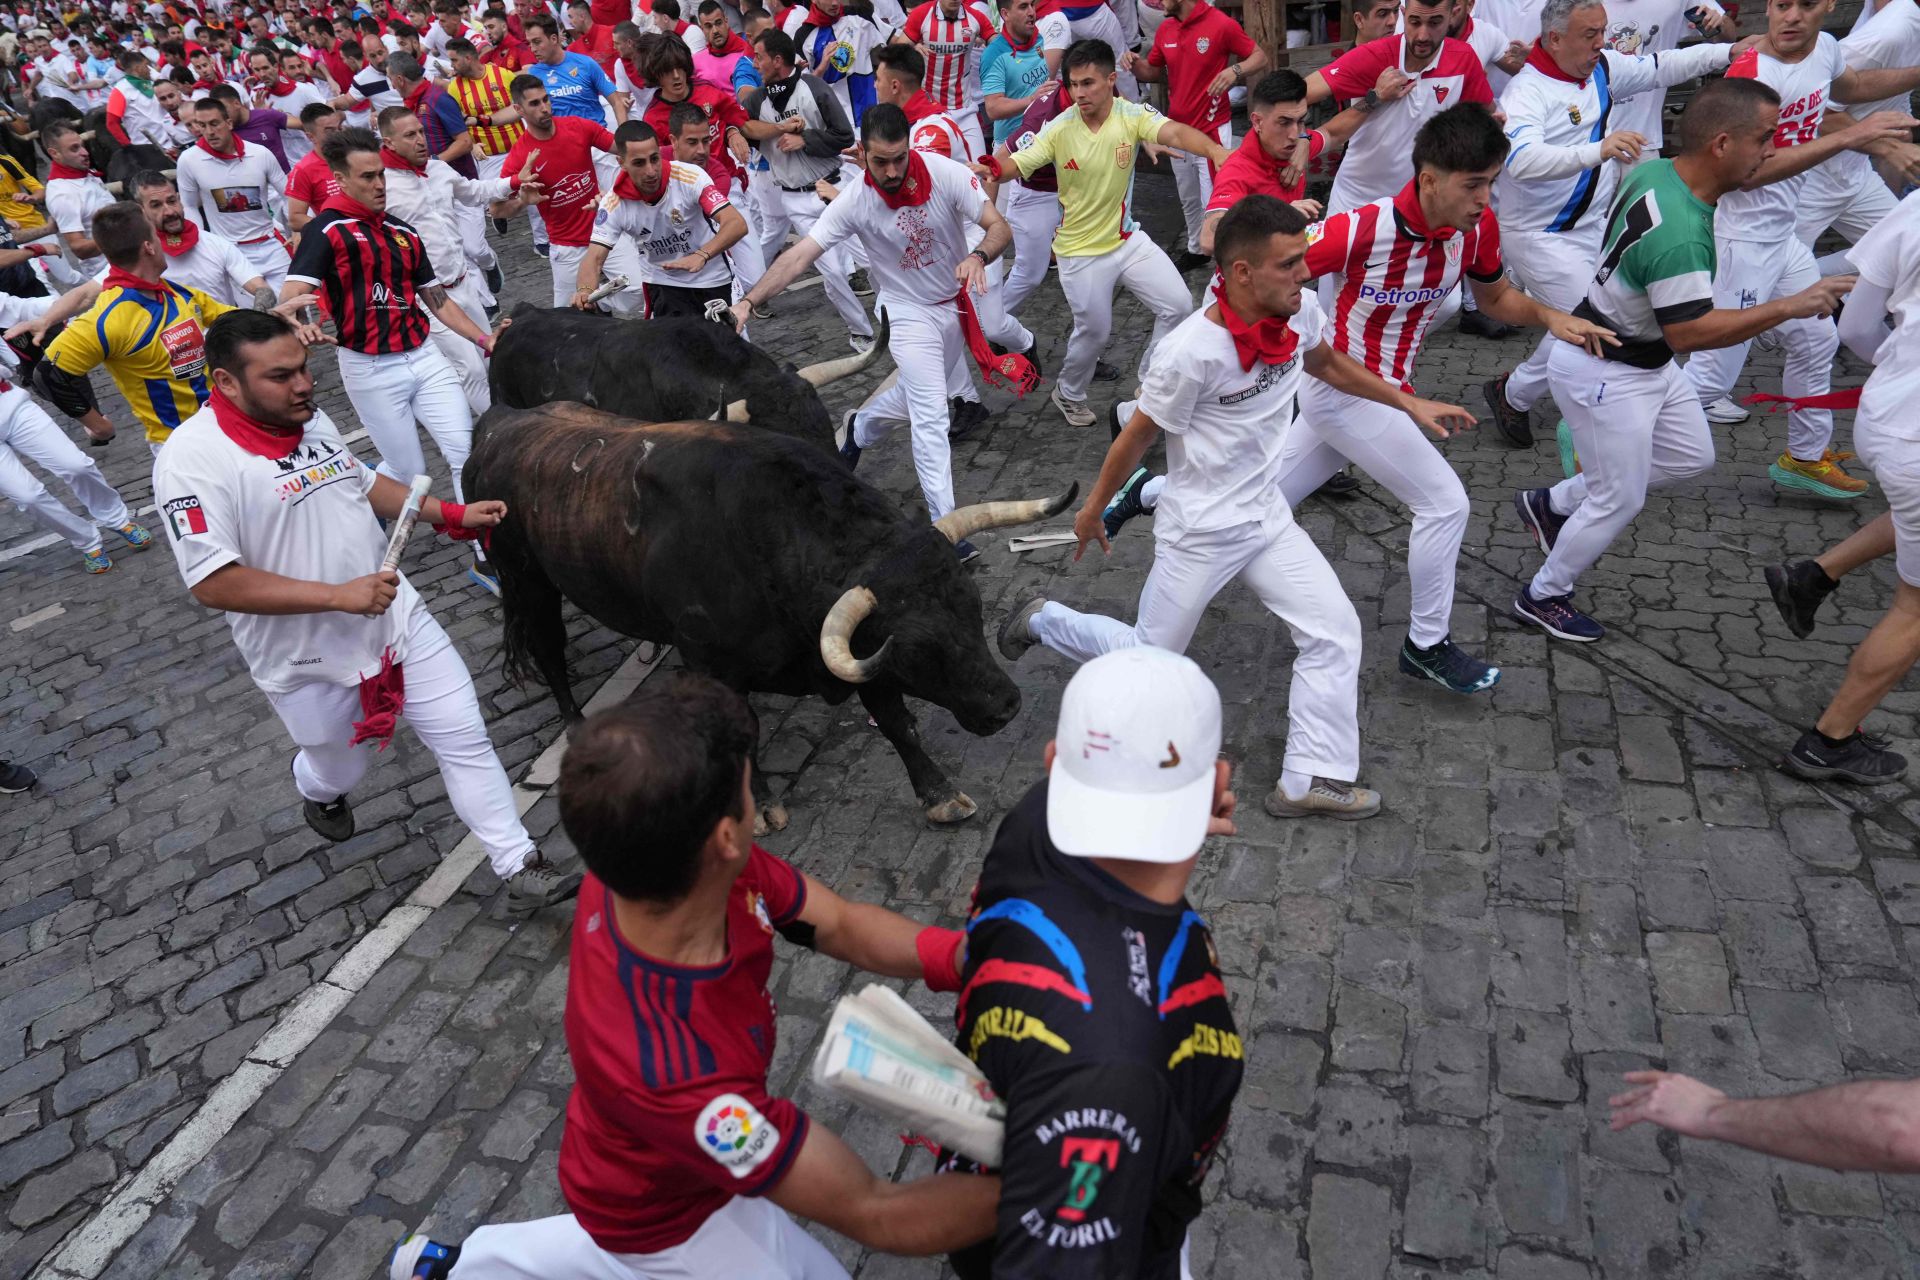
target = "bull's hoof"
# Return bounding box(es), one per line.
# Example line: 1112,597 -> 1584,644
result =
925,793 -> 977,825
754,803 -> 790,836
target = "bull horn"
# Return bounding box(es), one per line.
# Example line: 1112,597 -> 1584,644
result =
723,398 -> 750,421
932,481 -> 1080,545
819,585 -> 890,683
794,312 -> 890,388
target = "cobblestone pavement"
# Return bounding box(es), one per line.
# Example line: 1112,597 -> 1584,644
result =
4,159 -> 1920,1280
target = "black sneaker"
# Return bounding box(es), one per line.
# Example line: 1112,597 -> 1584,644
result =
955,538 -> 981,564
1314,470 -> 1362,500
1174,249 -> 1212,273
1764,560 -> 1838,639
1483,374 -> 1534,447
849,268 -> 874,297
503,851 -> 583,915
837,411 -> 862,469
1511,586 -> 1605,642
532,241 -> 550,259
1782,727 -> 1908,784
303,794 -> 355,843
948,396 -> 990,439
484,263 -> 504,294
0,760 -> 36,794
492,216 -> 510,234
1093,360 -> 1121,382
1513,487 -> 1568,554
1458,308 -> 1514,339
1399,635 -> 1500,693
1103,466 -> 1153,538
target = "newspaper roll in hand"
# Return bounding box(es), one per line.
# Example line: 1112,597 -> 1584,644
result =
812,985 -> 1005,1167
380,475 -> 434,572
586,275 -> 630,305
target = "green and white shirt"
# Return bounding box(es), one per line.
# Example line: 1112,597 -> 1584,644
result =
1574,159 -> 1716,369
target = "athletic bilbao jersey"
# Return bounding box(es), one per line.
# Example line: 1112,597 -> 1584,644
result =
943,783 -> 1241,1280
591,161 -> 734,288
903,0 -> 995,110
1574,158 -> 1715,367
1718,35 -> 1847,243
559,852 -> 811,1254
1307,181 -> 1503,392
1317,33 -> 1493,212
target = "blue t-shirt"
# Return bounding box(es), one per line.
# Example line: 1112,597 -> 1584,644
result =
528,52 -> 618,125
979,37 -> 1049,148
730,57 -> 763,94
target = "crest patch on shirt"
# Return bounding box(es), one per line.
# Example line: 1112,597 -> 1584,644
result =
164,495 -> 208,538
1568,104 -> 1583,126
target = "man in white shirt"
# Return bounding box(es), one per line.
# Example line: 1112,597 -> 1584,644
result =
153,308 -> 578,916
134,170 -> 274,308
41,121 -> 113,269
251,45 -> 329,163
731,103 -> 1020,555
177,97 -> 292,289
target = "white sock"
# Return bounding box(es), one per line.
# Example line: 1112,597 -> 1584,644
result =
1117,397 -> 1139,423
1280,769 -> 1313,801
1140,475 -> 1165,509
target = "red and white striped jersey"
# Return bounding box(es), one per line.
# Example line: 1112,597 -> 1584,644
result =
904,0 -> 997,111
1306,181 -> 1504,392
904,91 -> 974,161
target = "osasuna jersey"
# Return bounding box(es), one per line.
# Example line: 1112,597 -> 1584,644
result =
810,152 -> 988,305
1307,183 -> 1504,392
943,784 -> 1241,1280
153,404 -> 423,692
1846,189 -> 1920,440
903,0 -> 995,110
1316,34 -> 1494,212
1599,0 -> 1728,145
1719,35 -> 1847,243
1574,158 -> 1715,367
1496,42 -> 1730,237
590,162 -> 735,289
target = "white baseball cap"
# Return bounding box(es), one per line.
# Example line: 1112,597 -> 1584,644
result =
1046,648 -> 1223,864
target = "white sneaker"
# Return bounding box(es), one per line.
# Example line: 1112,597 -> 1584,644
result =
1051,385 -> 1096,427
1705,396 -> 1750,424
1262,777 -> 1383,821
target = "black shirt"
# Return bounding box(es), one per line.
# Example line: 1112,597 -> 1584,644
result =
287,206 -> 436,356
945,781 -> 1242,1280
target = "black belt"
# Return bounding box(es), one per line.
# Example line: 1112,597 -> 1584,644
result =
780,181 -> 828,193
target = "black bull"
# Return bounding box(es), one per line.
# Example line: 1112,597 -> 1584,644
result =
466,404 -> 1075,826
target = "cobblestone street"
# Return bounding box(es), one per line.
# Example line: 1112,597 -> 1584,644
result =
3,165 -> 1919,1279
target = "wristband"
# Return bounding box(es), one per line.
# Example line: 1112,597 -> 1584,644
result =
967,248 -> 989,266
915,926 -> 966,993
982,153 -> 1005,181
26,243 -> 53,258
508,172 -> 522,192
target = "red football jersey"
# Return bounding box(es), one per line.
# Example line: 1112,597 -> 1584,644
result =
501,116 -> 616,246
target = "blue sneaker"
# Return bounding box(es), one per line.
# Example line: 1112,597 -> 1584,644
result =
116,521 -> 153,549
1513,487 -> 1568,554
1399,635 -> 1500,693
81,547 -> 112,574
954,538 -> 981,564
389,1234 -> 460,1280
838,411 -> 862,469
467,559 -> 501,597
1103,467 -> 1153,539
1511,587 -> 1605,643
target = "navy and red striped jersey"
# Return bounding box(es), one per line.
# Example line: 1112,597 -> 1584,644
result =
287,206 -> 437,355
557,849 -> 812,1254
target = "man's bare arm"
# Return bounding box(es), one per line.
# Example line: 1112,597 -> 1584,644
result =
767,1127 -> 999,1255
1610,1073 -> 1920,1173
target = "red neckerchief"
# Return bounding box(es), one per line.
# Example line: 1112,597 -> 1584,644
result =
613,171 -> 667,203
210,383 -> 304,459
195,135 -> 245,160
707,29 -> 747,57
620,53 -> 647,86
867,148 -> 934,209
48,161 -> 102,180
1526,38 -> 1585,85
321,191 -> 385,224
263,75 -> 296,96
803,3 -> 838,25
158,219 -> 201,256
902,89 -> 940,123
1001,22 -> 1038,51
1455,15 -> 1474,40
1391,177 -> 1458,239
402,76 -> 433,116
1211,284 -> 1298,371
103,267 -> 168,296
380,145 -> 426,175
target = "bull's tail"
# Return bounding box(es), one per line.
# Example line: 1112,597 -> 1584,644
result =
492,528 -> 579,717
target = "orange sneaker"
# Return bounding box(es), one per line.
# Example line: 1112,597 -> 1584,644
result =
1769,450 -> 1867,499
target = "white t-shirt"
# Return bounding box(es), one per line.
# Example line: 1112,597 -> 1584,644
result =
160,229 -> 260,306
1037,9 -> 1072,50
590,161 -> 736,289
1848,188 -> 1920,440
154,405 -> 424,694
45,175 -> 114,262
1804,0 -> 1920,205
176,142 -> 288,244
1600,0 -> 1726,144
1717,34 -> 1848,243
268,79 -> 328,163
809,151 -> 986,305
1140,291 -> 1330,542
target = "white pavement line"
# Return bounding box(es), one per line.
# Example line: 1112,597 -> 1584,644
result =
35,641 -> 671,1280
8,603 -> 64,631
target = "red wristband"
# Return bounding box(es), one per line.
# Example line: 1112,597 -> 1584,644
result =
507,172 -> 522,193
916,927 -> 966,993
26,243 -> 53,258
983,154 -> 1005,181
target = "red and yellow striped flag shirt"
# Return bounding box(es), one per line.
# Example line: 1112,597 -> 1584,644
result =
446,63 -> 525,158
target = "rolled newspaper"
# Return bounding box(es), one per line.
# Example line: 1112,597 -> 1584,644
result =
586,275 -> 630,305
812,985 -> 1005,1166
380,475 -> 434,572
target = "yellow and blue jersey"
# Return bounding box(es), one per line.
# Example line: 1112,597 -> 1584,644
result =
46,279 -> 233,444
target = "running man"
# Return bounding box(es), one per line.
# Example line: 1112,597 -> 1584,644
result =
1000,196 -> 1476,821
176,95 -> 293,291
133,171 -> 276,310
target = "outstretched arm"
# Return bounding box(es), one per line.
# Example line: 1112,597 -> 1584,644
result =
1610,1073 -> 1920,1172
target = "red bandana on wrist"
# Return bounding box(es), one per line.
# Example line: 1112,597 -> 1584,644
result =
158,219 -> 201,257
48,161 -> 102,180
320,191 -> 385,224
1211,284 -> 1298,371
866,148 -> 934,209
612,171 -> 667,203
380,145 -> 427,175
210,384 -> 305,459
195,135 -> 246,160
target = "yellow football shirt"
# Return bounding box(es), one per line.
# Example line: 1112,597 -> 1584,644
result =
1010,97 -> 1167,258
47,279 -> 233,444
0,155 -> 45,230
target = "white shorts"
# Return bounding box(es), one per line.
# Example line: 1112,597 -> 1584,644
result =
448,1196 -> 850,1279
1855,419 -> 1920,588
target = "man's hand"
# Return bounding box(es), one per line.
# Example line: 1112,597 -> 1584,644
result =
815,177 -> 839,200
1547,310 -> 1618,358
1609,1071 -> 1726,1136
727,129 -> 750,162
570,287 -> 598,310
661,251 -> 705,272
1291,197 -> 1324,220
727,297 -> 752,330
1374,66 -> 1413,101
1206,759 -> 1237,838
1205,65 -> 1236,95
1071,501 -> 1109,560
1404,396 -> 1477,439
968,159 -> 996,182
515,148 -> 541,187
777,131 -> 807,152
955,252 -> 986,295
1599,129 -> 1648,164
4,314 -> 51,345
1781,275 -> 1854,319
330,570 -> 400,617
1495,39 -> 1528,73
460,499 -> 508,527
1846,110 -> 1920,154
1142,140 -> 1170,164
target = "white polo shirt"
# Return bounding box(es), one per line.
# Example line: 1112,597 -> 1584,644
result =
1848,190 -> 1920,440
45,173 -> 114,264
159,228 -> 261,306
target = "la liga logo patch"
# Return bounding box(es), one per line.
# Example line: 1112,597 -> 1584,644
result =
164,495 -> 208,538
696,1093 -> 780,1178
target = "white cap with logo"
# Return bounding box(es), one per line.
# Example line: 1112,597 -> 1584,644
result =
1046,647 -> 1223,865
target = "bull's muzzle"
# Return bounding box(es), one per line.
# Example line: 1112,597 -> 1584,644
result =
931,481 -> 1080,545
819,585 -> 890,683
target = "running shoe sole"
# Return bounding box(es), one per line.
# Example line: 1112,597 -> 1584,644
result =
1764,563 -> 1820,639
1262,788 -> 1382,820
1510,595 -> 1603,643
1768,461 -> 1866,501
1704,399 -> 1749,424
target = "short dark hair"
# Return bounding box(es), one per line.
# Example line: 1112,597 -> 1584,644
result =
310,15 -> 337,36
39,121 -> 81,160
434,0 -> 465,13
861,100 -> 909,145
113,46 -> 148,70
321,125 -> 381,174
651,0 -> 682,16
569,0 -> 592,14
300,101 -> 338,127
509,71 -> 546,99
612,118 -> 662,151
557,673 -> 757,904
697,0 -> 725,15
612,19 -> 644,43
132,169 -> 175,196
754,27 -> 795,63
447,36 -> 477,55
208,83 -> 243,106
1677,75 -> 1783,153
92,201 -> 157,269
1411,102 -> 1510,173
1249,69 -> 1308,112
377,105 -> 418,134
194,97 -> 226,116
524,12 -> 559,37
667,100 -> 708,137
643,31 -> 695,81
872,42 -> 923,86
1062,37 -> 1114,75
206,309 -> 299,378
1213,194 -> 1309,269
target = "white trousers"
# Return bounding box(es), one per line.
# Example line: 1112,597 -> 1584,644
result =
548,240 -> 648,316
955,110 -> 986,165
1531,345 -> 1714,599
851,297 -> 970,519
447,1197 -> 849,1279
263,608 -> 534,879
235,232 -> 292,293
1032,508 -> 1362,779
427,273 -> 495,418
1285,379 -> 1469,647
1681,234 -> 1839,462
1501,225 -> 1600,414
999,183 -> 1061,317
337,343 -> 474,503
0,385 -> 128,552
1056,232 -> 1192,401
727,178 -> 766,297
1795,155 -> 1900,253
757,185 -> 872,339
1171,123 -> 1229,254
